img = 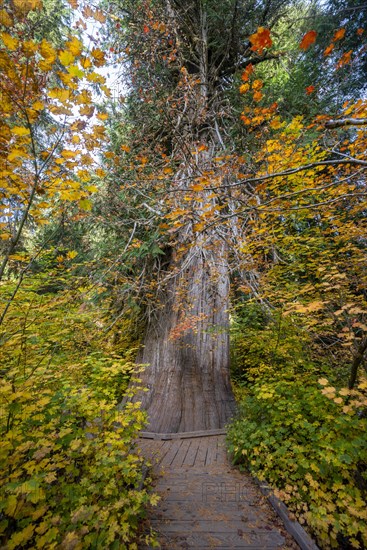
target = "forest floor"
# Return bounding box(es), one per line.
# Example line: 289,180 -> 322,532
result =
138,434 -> 300,549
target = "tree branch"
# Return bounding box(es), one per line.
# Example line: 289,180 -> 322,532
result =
326,118 -> 367,129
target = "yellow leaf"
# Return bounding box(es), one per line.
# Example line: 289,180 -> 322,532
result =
79,198 -> 92,211
12,126 -> 30,136
8,149 -> 28,161
39,39 -> 56,61
59,50 -> 75,66
97,112 -> 108,121
32,101 -> 45,111
1,32 -> 18,51
194,222 -> 205,231
61,149 -> 79,159
239,83 -> 250,94
68,64 -> 84,78
16,0 -> 42,11
22,40 -> 37,57
0,10 -> 13,27
66,36 -> 83,57
67,250 -> 78,259
48,88 -> 71,102
76,89 -> 92,105
79,105 -> 94,117
5,495 -> 18,517
80,56 -> 92,69
91,48 -> 105,67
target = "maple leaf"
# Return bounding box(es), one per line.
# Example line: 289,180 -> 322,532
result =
1,32 -> 19,51
336,50 -> 352,69
91,48 -> 105,67
239,83 -> 249,94
249,27 -> 272,54
333,28 -> 346,41
66,37 -> 83,57
143,24 -> 150,34
357,28 -> 364,36
253,90 -> 263,102
92,9 -> 106,23
299,30 -> 317,50
0,9 -> 13,26
323,43 -> 334,56
241,63 -> 254,81
306,85 -> 315,95
59,50 -> 75,67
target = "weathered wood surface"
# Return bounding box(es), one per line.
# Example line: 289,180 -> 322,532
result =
138,435 -> 300,549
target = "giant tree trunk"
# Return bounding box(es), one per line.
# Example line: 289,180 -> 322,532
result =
136,237 -> 236,433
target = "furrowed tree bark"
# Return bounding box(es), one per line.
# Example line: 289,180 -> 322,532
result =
135,237 -> 236,433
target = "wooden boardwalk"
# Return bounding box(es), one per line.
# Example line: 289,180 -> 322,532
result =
138,434 -> 300,549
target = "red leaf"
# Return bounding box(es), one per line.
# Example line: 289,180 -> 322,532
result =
143,24 -> 149,33
300,30 -> 317,50
306,85 -> 315,95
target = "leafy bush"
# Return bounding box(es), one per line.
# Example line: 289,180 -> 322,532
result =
228,366 -> 367,549
0,276 -> 155,549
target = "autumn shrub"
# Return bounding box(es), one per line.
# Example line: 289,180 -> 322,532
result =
0,276 -> 155,549
228,361 -> 367,549
230,303 -> 316,382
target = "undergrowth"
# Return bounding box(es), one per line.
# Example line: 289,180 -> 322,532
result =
228,304 -> 367,549
0,273 -> 156,549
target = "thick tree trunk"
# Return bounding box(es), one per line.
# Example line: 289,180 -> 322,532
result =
135,238 -> 236,433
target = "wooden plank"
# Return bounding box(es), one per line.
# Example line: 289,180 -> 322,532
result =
254,478 -> 319,550
194,437 -> 209,467
216,435 -> 227,465
139,428 -> 227,440
160,439 -> 183,467
205,435 -> 218,465
170,438 -> 192,468
182,438 -> 200,466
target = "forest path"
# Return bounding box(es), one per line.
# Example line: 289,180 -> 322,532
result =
138,432 -> 300,549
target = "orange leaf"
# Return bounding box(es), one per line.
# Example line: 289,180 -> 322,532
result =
239,83 -> 250,94
300,30 -> 317,50
323,43 -> 334,56
249,27 -> 272,54
143,24 -> 149,33
333,28 -> 346,41
305,85 -> 315,95
336,50 -> 352,69
241,63 -> 254,81
253,91 -> 263,102
91,48 -> 105,67
252,79 -> 263,91
357,28 -> 364,36
121,145 -> 130,152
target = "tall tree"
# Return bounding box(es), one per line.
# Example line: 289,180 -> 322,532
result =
100,0 -> 304,432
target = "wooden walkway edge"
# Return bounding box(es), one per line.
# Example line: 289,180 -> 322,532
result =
138,431 -> 319,549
